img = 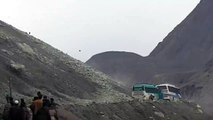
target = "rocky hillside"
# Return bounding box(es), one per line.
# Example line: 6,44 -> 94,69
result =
86,52 -> 156,87
87,0 -> 213,85
68,100 -> 210,120
150,0 -> 213,72
0,20 -> 212,119
86,0 -> 213,115
0,20 -> 130,105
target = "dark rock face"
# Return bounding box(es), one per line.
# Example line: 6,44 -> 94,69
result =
86,0 -> 213,114
150,0 -> 213,72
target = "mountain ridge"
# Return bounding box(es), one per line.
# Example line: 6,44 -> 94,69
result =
1,20 -> 211,119
86,0 -> 213,114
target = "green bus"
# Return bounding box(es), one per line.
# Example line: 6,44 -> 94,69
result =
132,84 -> 163,100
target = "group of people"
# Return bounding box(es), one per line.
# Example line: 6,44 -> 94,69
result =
2,91 -> 58,120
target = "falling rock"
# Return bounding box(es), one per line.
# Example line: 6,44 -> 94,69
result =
154,111 -> 165,118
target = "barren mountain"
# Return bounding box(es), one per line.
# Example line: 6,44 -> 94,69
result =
150,0 -> 213,72
0,20 -> 211,119
86,52 -> 156,87
0,20 -> 130,105
86,0 -> 213,115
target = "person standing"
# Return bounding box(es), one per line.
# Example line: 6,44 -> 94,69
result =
9,100 -> 22,120
36,102 -> 51,120
43,96 -> 50,107
33,96 -> 43,115
2,95 -> 11,120
20,99 -> 33,120
30,96 -> 43,120
49,99 -> 58,120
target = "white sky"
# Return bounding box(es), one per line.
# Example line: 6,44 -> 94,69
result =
0,0 -> 200,62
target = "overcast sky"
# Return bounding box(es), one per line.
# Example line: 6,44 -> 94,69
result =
0,0 -> 200,62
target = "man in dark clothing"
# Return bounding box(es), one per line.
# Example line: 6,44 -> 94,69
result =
36,102 -> 51,120
37,91 -> 43,99
9,100 -> 22,120
9,97 -> 14,106
50,98 -> 58,107
3,96 -> 12,120
20,98 -> 32,120
43,96 -> 50,107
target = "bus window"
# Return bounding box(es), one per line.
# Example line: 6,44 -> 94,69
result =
133,87 -> 144,91
168,86 -> 180,94
158,86 -> 167,90
145,87 -> 160,93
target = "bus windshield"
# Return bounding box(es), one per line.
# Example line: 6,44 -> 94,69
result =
168,86 -> 180,94
158,86 -> 167,90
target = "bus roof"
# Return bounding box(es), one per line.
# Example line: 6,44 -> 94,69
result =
133,84 -> 157,88
157,83 -> 179,89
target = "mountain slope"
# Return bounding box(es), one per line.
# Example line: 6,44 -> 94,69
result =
150,0 -> 213,72
0,20 -> 212,119
86,0 -> 213,114
0,20 -> 130,105
87,0 -> 213,83
148,0 -> 213,114
69,100 -> 211,120
86,51 -> 157,87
